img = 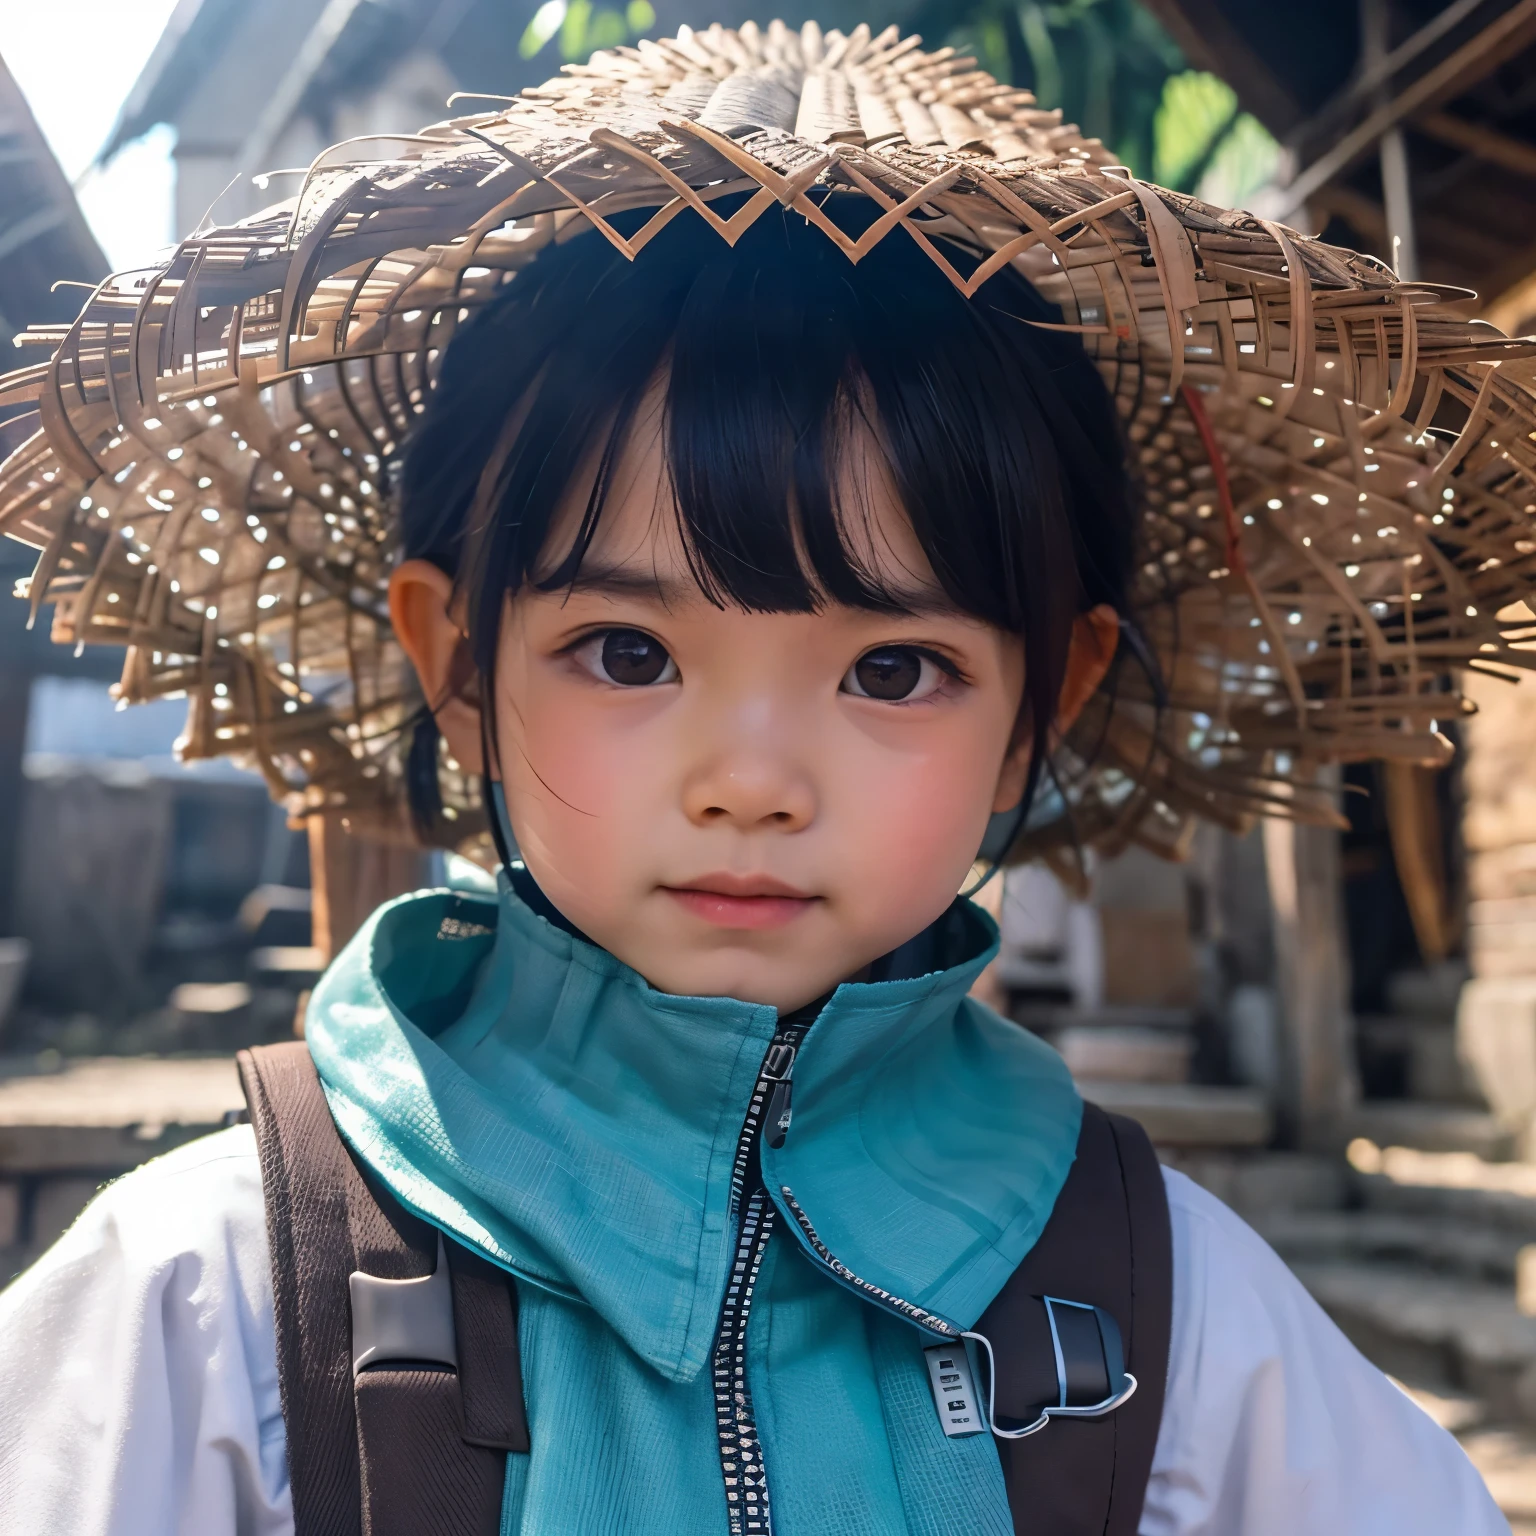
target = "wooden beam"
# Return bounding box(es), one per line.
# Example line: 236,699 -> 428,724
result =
1314,186 -> 1513,289
1476,233 -> 1536,323
1288,0 -> 1488,151
1362,0 -> 1418,280
1278,0 -> 1536,218
1485,264 -> 1536,333
1418,109 -> 1536,179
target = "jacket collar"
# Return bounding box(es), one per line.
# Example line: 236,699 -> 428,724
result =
306,873 -> 1080,1381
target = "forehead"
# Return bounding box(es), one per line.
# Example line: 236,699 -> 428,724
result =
537,373 -> 946,609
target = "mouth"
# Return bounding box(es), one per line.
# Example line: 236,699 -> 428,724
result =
660,873 -> 820,931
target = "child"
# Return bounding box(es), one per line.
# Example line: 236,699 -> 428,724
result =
0,19 -> 1527,1535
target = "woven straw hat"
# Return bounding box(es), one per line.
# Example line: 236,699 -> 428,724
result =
5,17 -> 1536,864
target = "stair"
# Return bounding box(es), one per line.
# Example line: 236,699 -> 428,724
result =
0,1055 -> 245,1284
1080,1079 -> 1273,1147
1338,1101 -> 1515,1160
1285,1259 -> 1536,1419
1393,1382 -> 1536,1534
1172,1137 -> 1536,1527
1259,1208 -> 1523,1284
1253,1146 -> 1536,1420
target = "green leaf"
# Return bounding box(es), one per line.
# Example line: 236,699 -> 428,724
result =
625,0 -> 655,32
1195,112 -> 1282,210
1018,2 -> 1062,109
560,0 -> 592,59
1153,70 -> 1238,190
518,0 -> 567,59
587,7 -> 628,50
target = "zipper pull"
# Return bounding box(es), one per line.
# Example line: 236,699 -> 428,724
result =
762,1041 -> 796,1080
762,1040 -> 797,1149
766,1079 -> 793,1148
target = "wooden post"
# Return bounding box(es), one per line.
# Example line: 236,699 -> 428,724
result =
307,812 -> 435,966
1263,768 -> 1359,1145
1457,664 -> 1536,1145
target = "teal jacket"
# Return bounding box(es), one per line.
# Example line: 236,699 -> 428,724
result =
307,871 -> 1083,1535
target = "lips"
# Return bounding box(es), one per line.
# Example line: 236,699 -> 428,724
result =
661,873 -> 819,930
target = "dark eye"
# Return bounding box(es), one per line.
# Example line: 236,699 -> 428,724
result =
842,647 -> 945,702
574,628 -> 678,687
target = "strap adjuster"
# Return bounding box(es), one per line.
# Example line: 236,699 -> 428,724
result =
349,1232 -> 458,1375
966,1294 -> 1139,1440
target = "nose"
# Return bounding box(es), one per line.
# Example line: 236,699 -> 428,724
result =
680,735 -> 816,834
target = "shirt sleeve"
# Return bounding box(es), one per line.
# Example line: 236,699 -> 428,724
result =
1141,1167 -> 1509,1536
0,1125 -> 291,1536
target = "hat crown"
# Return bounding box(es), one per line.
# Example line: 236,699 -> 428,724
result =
507,19 -> 1100,168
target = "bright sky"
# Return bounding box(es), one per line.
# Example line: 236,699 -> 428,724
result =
0,0 -> 183,270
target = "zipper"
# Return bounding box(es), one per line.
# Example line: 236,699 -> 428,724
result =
710,1006 -> 963,1535
711,1014 -> 812,1536
774,1186 -> 961,1338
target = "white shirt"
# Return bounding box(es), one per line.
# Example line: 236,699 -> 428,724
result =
0,1127 -> 1508,1535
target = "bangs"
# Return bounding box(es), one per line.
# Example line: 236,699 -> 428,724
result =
397,194 -> 1137,834
402,195 -> 1132,628
537,357 -> 946,621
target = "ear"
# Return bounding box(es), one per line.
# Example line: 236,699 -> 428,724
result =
388,559 -> 486,776
991,604 -> 1120,812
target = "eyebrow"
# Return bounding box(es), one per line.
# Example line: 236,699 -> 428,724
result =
554,563 -> 696,607
550,559 -> 969,618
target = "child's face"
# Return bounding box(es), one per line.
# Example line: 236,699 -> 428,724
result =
393,393 -> 1116,1012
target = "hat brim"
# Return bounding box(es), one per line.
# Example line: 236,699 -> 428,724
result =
4,18 -> 1536,863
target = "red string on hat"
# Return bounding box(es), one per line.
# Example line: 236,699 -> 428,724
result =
1179,383 -> 1247,580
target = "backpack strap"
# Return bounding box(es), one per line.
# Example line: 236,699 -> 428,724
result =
977,1101 -> 1173,1536
238,1041 -> 527,1536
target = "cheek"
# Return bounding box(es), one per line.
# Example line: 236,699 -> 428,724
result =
496,677 -> 668,865
830,720 -> 1006,894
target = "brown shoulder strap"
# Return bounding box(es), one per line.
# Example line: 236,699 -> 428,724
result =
238,1041 -> 527,1536
977,1101 -> 1173,1536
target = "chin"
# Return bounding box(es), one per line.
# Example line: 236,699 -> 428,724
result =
638,953 -> 811,1009
657,965 -> 779,1006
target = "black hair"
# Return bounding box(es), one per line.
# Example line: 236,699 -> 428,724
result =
397,194 -> 1136,839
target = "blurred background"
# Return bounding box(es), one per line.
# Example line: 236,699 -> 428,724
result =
6,0 -> 1536,1521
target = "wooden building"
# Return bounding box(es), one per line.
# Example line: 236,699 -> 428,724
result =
1138,0 -> 1536,1150
93,0 -> 832,237
0,57 -> 112,946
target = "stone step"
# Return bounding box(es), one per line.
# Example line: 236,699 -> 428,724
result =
0,1055 -> 243,1172
1353,1145 -> 1536,1241
1358,1173 -> 1536,1241
1338,1101 -> 1514,1160
1012,1004 -> 1196,1032
1291,1258 -> 1536,1422
1260,1208 -> 1524,1284
0,1055 -> 245,1282
1057,1026 -> 1192,1085
1161,1150 -> 1348,1221
1077,1080 -> 1272,1147
1394,1382 -> 1536,1532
